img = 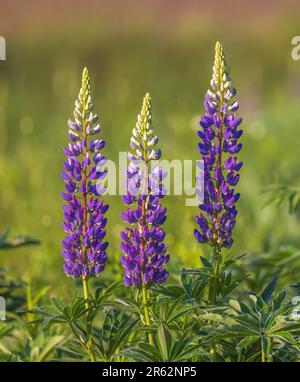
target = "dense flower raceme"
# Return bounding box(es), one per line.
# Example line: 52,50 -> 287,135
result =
120,93 -> 170,287
195,42 -> 243,251
61,68 -> 108,279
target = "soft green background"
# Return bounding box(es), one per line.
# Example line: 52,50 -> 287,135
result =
0,1 -> 300,295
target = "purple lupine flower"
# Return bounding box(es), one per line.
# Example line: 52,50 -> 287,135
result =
195,42 -> 243,252
61,68 -> 108,279
120,93 -> 170,287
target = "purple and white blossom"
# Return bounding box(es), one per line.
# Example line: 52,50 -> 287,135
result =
120,93 -> 169,287
61,68 -> 108,279
195,42 -> 243,252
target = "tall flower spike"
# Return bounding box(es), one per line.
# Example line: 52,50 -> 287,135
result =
120,93 -> 169,287
195,42 -> 243,252
61,68 -> 109,279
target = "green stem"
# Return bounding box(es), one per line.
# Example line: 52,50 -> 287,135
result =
267,339 -> 273,362
142,284 -> 154,346
82,277 -> 96,362
209,248 -> 220,304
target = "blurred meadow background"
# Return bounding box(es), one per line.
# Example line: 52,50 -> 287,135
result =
1,0 -> 300,297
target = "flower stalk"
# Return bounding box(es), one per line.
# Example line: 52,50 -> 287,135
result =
120,93 -> 169,344
61,67 -> 109,361
82,277 -> 95,362
141,284 -> 154,345
195,41 -> 243,255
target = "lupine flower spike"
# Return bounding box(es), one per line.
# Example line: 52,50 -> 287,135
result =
120,93 -> 169,344
195,42 -> 243,254
61,68 -> 109,281
120,93 -> 169,287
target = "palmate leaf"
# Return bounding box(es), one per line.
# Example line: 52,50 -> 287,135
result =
121,342 -> 163,362
169,328 -> 209,362
95,309 -> 139,361
182,253 -> 247,303
198,277 -> 300,361
154,296 -> 200,328
157,296 -> 184,320
181,273 -> 196,301
166,305 -> 199,325
108,296 -> 140,314
174,344 -> 208,362
22,294 -> 88,331
122,325 -> 208,362
25,281 -> 121,329
58,338 -> 88,361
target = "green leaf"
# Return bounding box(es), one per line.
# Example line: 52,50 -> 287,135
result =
270,331 -> 295,344
255,296 -> 268,314
157,323 -> 173,361
261,276 -> 278,304
272,291 -> 287,311
36,335 -> 67,362
200,256 -> 212,269
121,343 -> 163,362
236,335 -> 259,352
52,298 -> 65,313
